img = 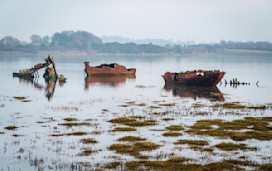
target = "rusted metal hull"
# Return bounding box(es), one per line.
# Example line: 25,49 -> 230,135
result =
84,62 -> 136,76
163,70 -> 225,87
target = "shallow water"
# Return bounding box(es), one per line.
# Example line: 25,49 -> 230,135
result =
0,52 -> 272,170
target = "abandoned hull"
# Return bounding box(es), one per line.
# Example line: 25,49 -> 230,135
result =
163,70 -> 225,87
84,62 -> 136,76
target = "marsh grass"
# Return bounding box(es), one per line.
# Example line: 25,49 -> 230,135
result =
174,140 -> 209,146
158,103 -> 176,107
12,134 -> 23,137
77,148 -> 96,156
13,96 -> 27,100
109,141 -> 160,157
215,142 -> 257,151
124,159 -> 243,170
51,132 -> 88,136
187,117 -> 272,141
117,136 -> 146,142
149,106 -> 161,109
112,127 -> 136,132
163,132 -> 183,137
192,103 -> 206,108
259,164 -> 272,170
63,118 -> 78,122
118,105 -> 130,107
58,122 -> 91,127
211,102 -> 246,109
105,162 -> 121,169
80,138 -> 97,144
21,100 -> 31,102
108,117 -> 156,127
4,126 -> 18,130
211,102 -> 268,110
166,125 -> 184,131
134,142 -> 160,151
162,118 -> 174,121
136,103 -> 146,106
248,106 -> 266,110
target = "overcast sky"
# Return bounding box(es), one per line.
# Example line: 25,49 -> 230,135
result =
0,0 -> 271,43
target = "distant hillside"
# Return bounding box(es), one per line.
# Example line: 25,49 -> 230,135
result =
101,36 -> 188,46
1,30 -> 272,54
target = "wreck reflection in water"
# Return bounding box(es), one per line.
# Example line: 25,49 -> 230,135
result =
164,84 -> 225,102
15,77 -> 65,101
85,75 -> 136,90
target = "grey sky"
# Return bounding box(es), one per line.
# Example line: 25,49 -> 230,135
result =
0,0 -> 271,42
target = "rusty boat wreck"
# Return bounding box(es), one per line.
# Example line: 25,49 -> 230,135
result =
163,70 -> 225,87
84,62 -> 136,76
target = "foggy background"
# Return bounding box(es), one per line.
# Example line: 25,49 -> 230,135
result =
0,0 -> 271,43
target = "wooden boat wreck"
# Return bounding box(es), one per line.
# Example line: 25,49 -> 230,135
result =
84,62 -> 136,76
163,70 -> 225,87
13,55 -> 58,79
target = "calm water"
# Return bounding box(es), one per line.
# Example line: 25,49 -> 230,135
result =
0,52 -> 272,170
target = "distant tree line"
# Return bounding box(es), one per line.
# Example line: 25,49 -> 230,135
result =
1,31 -> 272,53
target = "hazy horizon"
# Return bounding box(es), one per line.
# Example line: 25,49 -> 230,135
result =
0,0 -> 271,43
